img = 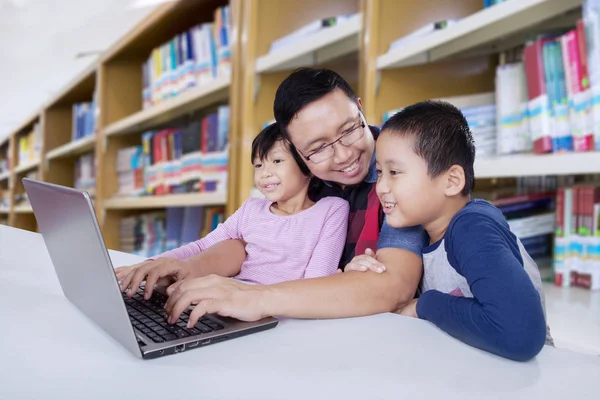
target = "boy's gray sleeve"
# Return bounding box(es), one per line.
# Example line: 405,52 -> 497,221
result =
377,218 -> 427,257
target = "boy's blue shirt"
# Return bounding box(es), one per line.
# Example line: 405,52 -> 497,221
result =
413,199 -> 548,361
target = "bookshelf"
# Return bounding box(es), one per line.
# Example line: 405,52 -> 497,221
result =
95,0 -> 236,250
2,0 -> 600,277
42,64 -> 98,197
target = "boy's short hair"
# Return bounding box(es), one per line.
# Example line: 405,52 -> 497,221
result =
274,68 -> 358,139
251,122 -> 312,177
382,100 -> 475,196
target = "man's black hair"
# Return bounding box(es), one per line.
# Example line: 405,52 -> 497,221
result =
273,68 -> 358,139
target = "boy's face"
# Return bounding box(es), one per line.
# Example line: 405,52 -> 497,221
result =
286,89 -> 375,186
375,131 -> 447,229
253,140 -> 309,203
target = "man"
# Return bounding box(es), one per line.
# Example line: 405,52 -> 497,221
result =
117,68 -> 426,325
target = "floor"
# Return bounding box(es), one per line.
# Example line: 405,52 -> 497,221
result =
543,282 -> 600,355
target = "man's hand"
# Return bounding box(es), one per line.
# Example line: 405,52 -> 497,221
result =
398,299 -> 419,318
117,257 -> 195,300
343,248 -> 386,273
164,275 -> 268,326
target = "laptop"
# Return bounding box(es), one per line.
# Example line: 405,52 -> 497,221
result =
23,178 -> 278,359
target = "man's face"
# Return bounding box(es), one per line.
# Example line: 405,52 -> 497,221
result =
286,89 -> 375,186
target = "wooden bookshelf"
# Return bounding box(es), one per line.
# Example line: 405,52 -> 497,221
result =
41,65 -> 98,194
235,0 -> 361,210
3,0 -> 600,246
96,0 -> 237,249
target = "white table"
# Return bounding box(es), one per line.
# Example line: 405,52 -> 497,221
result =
1,225 -> 599,400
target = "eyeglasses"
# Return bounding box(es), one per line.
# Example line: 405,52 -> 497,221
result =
300,116 -> 366,164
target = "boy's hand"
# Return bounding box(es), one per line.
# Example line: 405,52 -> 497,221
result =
398,299 -> 419,318
116,258 -> 195,300
343,248 -> 386,273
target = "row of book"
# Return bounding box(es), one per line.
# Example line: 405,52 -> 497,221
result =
75,152 -> 96,197
115,105 -> 230,197
120,206 -> 225,258
554,182 -> 600,290
72,97 -> 97,141
483,0 -> 507,8
142,5 -> 232,110
383,92 -> 499,160
0,185 -> 10,209
17,122 -> 42,166
497,3 -> 600,155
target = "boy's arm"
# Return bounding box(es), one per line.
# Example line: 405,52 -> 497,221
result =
164,225 -> 426,323
302,200 -> 349,278
416,215 -> 547,361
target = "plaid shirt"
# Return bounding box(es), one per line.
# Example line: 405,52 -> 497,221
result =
309,126 -> 383,269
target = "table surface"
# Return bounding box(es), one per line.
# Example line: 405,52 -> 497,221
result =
1,225 -> 599,400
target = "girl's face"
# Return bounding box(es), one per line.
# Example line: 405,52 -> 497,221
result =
253,140 -> 310,203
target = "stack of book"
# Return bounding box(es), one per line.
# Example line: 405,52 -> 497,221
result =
115,105 -> 230,197
141,5 -> 232,109
120,205 -> 225,258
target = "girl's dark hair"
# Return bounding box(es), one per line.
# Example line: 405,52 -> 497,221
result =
251,122 -> 311,177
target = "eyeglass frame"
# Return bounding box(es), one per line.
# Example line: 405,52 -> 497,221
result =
297,113 -> 367,164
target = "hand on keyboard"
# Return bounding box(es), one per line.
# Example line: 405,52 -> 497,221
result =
116,258 -> 194,300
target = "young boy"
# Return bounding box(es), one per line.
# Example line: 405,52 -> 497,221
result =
350,100 -> 553,361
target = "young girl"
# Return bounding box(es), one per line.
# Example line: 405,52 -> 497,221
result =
120,123 -> 349,288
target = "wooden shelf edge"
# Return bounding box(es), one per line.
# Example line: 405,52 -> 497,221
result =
46,134 -> 97,161
376,0 -> 583,69
0,207 -> 10,214
14,160 -> 40,175
104,192 -> 227,210
13,204 -> 33,214
44,63 -> 98,109
255,13 -> 362,74
475,151 -> 600,178
104,76 -> 231,137
0,171 -> 10,182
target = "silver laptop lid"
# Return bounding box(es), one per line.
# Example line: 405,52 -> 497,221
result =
23,178 -> 142,358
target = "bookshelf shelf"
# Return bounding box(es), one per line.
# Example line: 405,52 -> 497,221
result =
0,207 -> 9,214
255,13 -> 362,74
13,203 -> 33,214
14,159 -> 40,175
0,171 -> 9,182
376,0 -> 583,70
103,76 -> 231,137
475,151 -> 600,178
46,134 -> 97,161
104,192 -> 227,210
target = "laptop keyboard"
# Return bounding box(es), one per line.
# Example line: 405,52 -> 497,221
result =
122,289 -> 224,343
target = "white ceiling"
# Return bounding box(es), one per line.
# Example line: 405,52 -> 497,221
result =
0,0 -> 162,139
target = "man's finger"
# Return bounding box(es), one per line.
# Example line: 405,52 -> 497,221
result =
167,292 -> 197,324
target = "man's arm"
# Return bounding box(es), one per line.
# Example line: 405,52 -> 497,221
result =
264,247 -> 422,318
164,246 -> 422,324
